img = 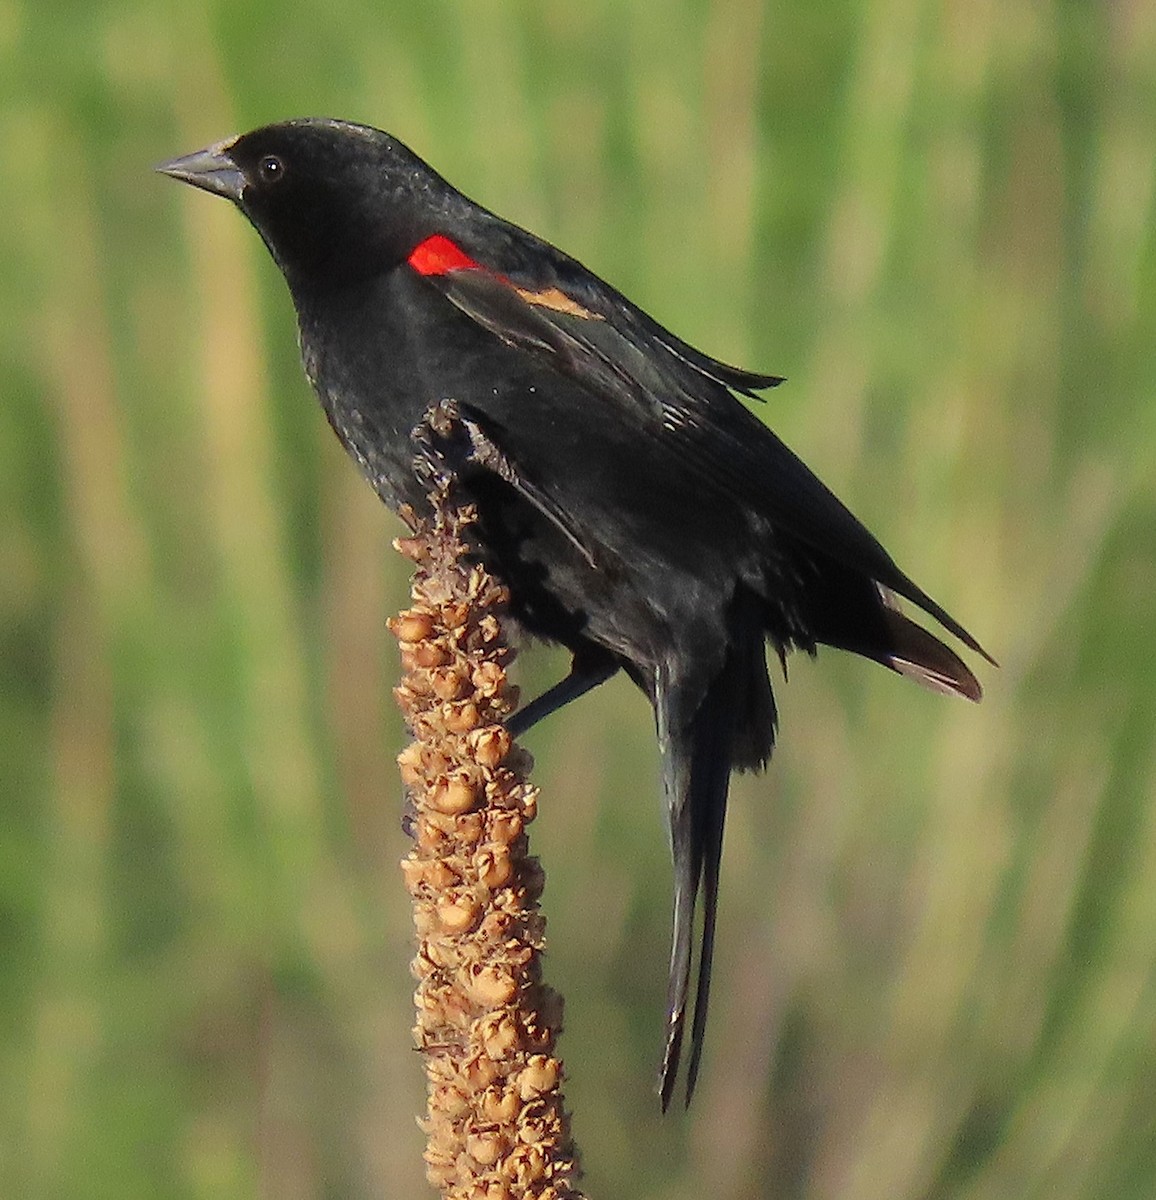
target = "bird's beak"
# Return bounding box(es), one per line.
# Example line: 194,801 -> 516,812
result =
155,139 -> 245,202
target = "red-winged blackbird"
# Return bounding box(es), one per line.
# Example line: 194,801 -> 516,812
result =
159,119 -> 993,1109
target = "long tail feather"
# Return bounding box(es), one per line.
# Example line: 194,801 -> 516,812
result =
880,605 -> 983,701
803,564 -> 988,702
656,674 -> 698,1112
657,600 -> 776,1109
658,694 -> 732,1110
683,724 -> 730,1104
881,572 -> 997,667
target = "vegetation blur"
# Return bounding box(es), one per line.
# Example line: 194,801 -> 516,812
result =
5,0 -> 1155,1196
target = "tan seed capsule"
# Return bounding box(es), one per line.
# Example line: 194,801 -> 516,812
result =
489,811 -> 523,845
410,942 -> 434,973
395,609 -> 435,642
399,764 -> 424,790
412,641 -> 450,668
434,1083 -> 471,1119
469,726 -> 511,768
427,750 -> 454,778
472,660 -> 505,696
431,667 -> 468,700
431,986 -> 474,1030
455,812 -> 485,846
397,741 -> 424,768
479,1086 -> 520,1125
396,743 -> 425,786
476,845 -> 513,889
423,808 -> 462,834
420,937 -> 458,971
414,712 -> 448,741
410,956 -> 436,982
469,963 -> 518,1007
466,1129 -> 506,1167
476,910 -> 512,942
424,1056 -> 457,1087
517,1113 -> 547,1145
424,860 -> 459,889
507,945 -> 534,971
445,701 -> 481,733
423,1160 -> 453,1189
437,894 -> 480,933
518,1056 -> 560,1099
461,1051 -> 501,1091
477,1012 -> 519,1060
412,902 -> 437,936
413,981 -> 443,1017
503,1143 -> 546,1186
414,820 -> 445,855
429,775 -> 477,815
399,857 -> 425,891
442,601 -> 471,629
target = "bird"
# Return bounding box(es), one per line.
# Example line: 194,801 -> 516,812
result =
158,119 -> 993,1109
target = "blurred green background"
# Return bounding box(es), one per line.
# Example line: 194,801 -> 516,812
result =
5,0 -> 1156,1196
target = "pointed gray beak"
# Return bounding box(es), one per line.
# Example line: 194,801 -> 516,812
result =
156,139 -> 245,202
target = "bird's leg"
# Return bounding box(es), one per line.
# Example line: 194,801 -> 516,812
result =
506,649 -> 619,736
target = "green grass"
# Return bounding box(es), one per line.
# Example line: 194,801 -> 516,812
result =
4,1 -> 1156,1196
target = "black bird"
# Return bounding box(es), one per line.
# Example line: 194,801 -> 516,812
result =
159,119 -> 993,1109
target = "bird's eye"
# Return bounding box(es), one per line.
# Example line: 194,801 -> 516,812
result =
258,155 -> 285,183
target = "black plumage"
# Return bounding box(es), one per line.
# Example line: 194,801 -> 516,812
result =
158,119 -> 993,1108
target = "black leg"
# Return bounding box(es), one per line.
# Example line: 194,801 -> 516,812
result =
506,649 -> 619,736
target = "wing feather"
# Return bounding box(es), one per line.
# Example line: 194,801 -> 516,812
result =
411,251 -> 992,662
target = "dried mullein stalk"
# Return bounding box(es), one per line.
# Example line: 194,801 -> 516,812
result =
389,401 -> 586,1200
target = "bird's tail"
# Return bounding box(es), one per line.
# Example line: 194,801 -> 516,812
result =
875,600 -> 982,701
655,566 -> 983,1109
799,560 -> 986,702
657,597 -> 776,1110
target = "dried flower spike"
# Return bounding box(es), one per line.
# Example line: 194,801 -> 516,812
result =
394,401 -> 586,1199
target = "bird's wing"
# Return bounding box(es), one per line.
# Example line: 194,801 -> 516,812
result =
406,231 -> 784,401
405,232 -> 992,662
410,396 -> 599,569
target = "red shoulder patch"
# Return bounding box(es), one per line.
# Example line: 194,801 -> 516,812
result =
407,235 -> 602,322
407,234 -> 483,276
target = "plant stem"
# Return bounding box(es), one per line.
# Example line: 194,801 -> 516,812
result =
390,402 -> 586,1200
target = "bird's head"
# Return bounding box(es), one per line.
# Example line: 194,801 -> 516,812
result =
158,118 -> 452,287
